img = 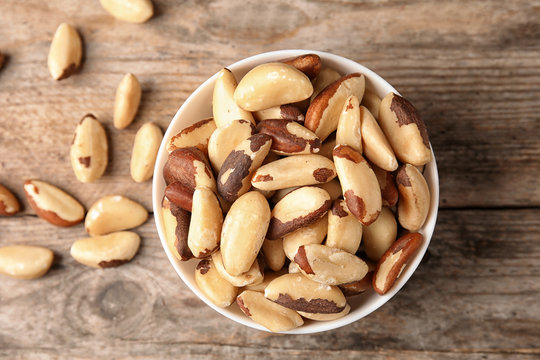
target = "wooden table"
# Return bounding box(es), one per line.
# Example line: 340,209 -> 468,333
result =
1,1 -> 539,358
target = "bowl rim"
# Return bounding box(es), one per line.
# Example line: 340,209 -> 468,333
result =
152,49 -> 439,334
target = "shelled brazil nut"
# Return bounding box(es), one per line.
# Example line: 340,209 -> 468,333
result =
160,53 -> 433,332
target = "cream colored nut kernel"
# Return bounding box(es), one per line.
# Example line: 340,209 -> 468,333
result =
326,199 -> 363,254
360,106 -> 398,171
318,132 -> 337,160
24,180 -> 85,227
70,231 -> 140,268
336,95 -> 362,153
213,68 -> 255,128
0,245 -> 54,279
187,187 -> 223,258
294,244 -> 368,285
379,93 -> 431,166
363,206 -> 397,262
211,251 -> 263,287
237,290 -> 303,332
257,119 -> 320,156
70,114 -> 108,183
217,134 -> 272,202
372,165 -> 398,207
265,273 -> 346,314
0,184 -> 20,216
311,67 -> 342,102
315,178 -> 342,201
221,191 -> 271,276
298,303 -> 351,321
373,232 -> 423,295
130,122 -> 162,182
208,119 -> 255,172
242,269 -> 287,292
161,197 -> 192,261
288,261 -> 300,274
282,214 -> 327,261
253,104 -> 305,123
251,154 -> 336,191
47,23 -> 82,80
305,73 -> 365,141
267,186 -> 331,240
396,164 -> 430,231
333,145 -> 381,225
234,63 -> 313,112
195,259 -> 238,308
361,89 -> 381,119
262,238 -> 285,272
100,0 -> 154,23
167,118 -> 216,154
85,195 -> 147,236
113,73 -> 141,129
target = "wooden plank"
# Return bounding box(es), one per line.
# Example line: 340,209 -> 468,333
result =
1,0 -> 539,209
0,209 -> 538,357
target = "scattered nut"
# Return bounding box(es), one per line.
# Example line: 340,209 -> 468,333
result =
234,63 -> 313,112
195,258 -> 238,308
131,122 -> 163,182
24,179 -> 85,227
305,73 -> 365,141
237,290 -> 304,332
0,184 -> 20,216
47,23 -> 82,80
114,73 -> 142,129
379,93 -> 431,166
373,232 -> 423,295
100,0 -> 154,23
85,195 -> 147,236
0,245 -> 54,279
396,164 -> 430,231
167,118 -> 216,154
294,244 -> 368,285
70,231 -> 141,268
70,114 -> 108,183
213,68 -> 255,128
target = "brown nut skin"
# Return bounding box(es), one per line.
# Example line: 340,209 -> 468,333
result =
267,186 -> 332,240
372,165 -> 398,207
281,53 -> 322,80
237,290 -> 304,332
379,93 -> 431,166
396,164 -> 430,231
373,232 -> 423,295
305,73 -> 365,141
217,133 -> 272,203
333,145 -> 382,225
265,273 -> 347,314
253,104 -> 305,124
339,271 -> 374,296
256,119 -> 320,156
23,180 -> 85,227
208,119 -> 256,172
164,182 -> 193,212
163,147 -> 216,192
0,184 -> 20,216
162,197 -> 192,261
166,118 -> 217,154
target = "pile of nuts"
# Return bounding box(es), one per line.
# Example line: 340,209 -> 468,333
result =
160,53 -> 432,332
0,1 -> 158,280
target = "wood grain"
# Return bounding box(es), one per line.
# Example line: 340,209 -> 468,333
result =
0,0 -> 539,358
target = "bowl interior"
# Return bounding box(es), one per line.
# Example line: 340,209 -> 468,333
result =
152,49 -> 439,334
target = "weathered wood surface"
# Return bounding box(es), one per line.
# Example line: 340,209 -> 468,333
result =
0,0 -> 539,358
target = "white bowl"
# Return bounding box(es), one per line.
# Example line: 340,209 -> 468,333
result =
153,49 -> 439,334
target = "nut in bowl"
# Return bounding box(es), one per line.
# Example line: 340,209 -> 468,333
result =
153,50 -> 439,334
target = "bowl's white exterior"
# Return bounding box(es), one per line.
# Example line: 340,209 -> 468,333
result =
152,50 -> 439,334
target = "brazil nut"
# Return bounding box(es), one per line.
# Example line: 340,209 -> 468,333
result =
281,53 -> 322,80
195,258 -> 238,308
221,191 -> 271,275
211,251 -> 263,287
70,114 -> 108,183
163,147 -> 216,192
379,93 -> 431,166
261,238 -> 286,272
363,206 -> 397,262
164,182 -> 193,212
161,197 -> 192,261
282,214 -> 327,261
70,231 -> 140,268
0,245 -> 54,279
372,165 -> 398,207
256,119 -> 320,156
267,186 -> 331,240
0,184 -> 20,216
208,119 -> 255,172
113,73 -> 141,129
360,106 -> 398,171
336,95 -> 362,153
166,118 -> 216,154
131,122 -> 162,182
396,164 -> 430,231
213,68 -> 255,128
298,303 -> 351,321
294,244 -> 368,285
361,89 -> 381,119
187,187 -> 223,258
85,195 -> 147,236
333,145 -> 381,225
310,67 -> 341,102
251,154 -> 336,191
253,104 -> 305,123
326,199 -> 363,254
